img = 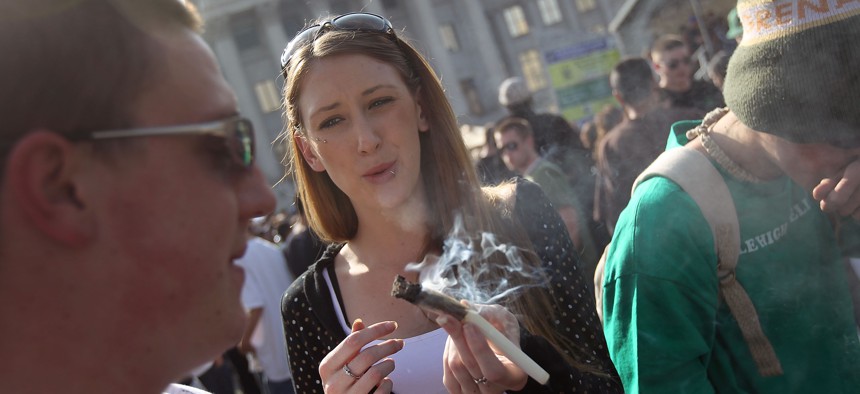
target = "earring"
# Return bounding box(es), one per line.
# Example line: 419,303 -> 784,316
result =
314,137 -> 328,144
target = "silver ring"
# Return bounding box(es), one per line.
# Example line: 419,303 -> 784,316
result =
343,363 -> 362,379
474,376 -> 488,385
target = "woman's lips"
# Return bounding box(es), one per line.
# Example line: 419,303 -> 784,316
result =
363,161 -> 396,183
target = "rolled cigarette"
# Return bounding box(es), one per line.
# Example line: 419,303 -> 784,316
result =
391,275 -> 550,385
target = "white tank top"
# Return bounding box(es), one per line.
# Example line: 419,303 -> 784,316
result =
324,269 -> 448,393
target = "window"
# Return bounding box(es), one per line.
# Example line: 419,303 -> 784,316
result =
254,80 -> 281,113
503,6 -> 529,37
575,0 -> 597,12
460,79 -> 484,116
519,50 -> 547,90
537,0 -> 563,25
439,24 -> 460,52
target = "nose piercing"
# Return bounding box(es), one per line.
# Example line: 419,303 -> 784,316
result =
389,170 -> 395,175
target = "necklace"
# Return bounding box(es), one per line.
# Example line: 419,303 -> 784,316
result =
686,107 -> 766,184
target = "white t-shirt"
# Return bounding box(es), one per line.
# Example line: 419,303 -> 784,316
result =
324,269 -> 448,393
234,237 -> 294,381
163,384 -> 210,394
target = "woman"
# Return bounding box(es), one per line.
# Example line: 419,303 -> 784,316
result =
279,13 -> 620,393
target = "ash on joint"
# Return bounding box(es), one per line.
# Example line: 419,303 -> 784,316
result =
391,275 -> 469,321
391,275 -> 422,303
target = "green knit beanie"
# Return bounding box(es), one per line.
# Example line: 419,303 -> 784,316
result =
723,0 -> 860,146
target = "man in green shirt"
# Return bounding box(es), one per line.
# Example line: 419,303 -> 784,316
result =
496,117 -> 598,272
601,1 -> 860,392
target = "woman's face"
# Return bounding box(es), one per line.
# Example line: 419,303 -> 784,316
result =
295,53 -> 430,214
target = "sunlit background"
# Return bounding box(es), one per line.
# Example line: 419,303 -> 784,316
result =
188,0 -> 735,212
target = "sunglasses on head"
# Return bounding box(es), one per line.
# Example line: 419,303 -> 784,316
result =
280,12 -> 396,77
500,141 -> 519,152
665,57 -> 692,70
79,116 -> 256,170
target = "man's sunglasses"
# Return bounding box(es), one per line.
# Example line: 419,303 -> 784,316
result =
500,141 -> 519,152
80,116 -> 256,169
280,12 -> 396,77
665,57 -> 692,70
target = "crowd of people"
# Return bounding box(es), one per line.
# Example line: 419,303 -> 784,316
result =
3,1 -> 859,394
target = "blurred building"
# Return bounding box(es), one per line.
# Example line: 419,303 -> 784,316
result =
610,0 -> 736,58
189,0 -> 640,209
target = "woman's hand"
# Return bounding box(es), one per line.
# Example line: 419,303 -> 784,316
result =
319,319 -> 403,393
813,160 -> 860,220
437,303 -> 528,394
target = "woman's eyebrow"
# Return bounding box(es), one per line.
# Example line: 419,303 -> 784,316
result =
362,84 -> 397,96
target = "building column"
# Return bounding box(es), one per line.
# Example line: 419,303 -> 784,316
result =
461,0 -> 507,103
208,18 -> 282,190
402,0 -> 468,117
256,0 -> 290,67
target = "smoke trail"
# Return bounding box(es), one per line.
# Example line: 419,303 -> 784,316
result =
406,214 -> 547,305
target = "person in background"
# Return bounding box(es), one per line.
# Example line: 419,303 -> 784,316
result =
279,12 -> 621,393
578,120 -> 599,152
594,57 -> 702,234
495,116 -> 598,269
707,50 -> 731,91
650,34 -> 724,112
475,122 -> 515,186
498,77 -> 579,158
725,7 -> 744,45
282,196 -> 326,278
593,105 -> 624,151
236,235 -> 295,394
499,76 -> 604,252
0,1 -> 276,393
601,2 -> 860,392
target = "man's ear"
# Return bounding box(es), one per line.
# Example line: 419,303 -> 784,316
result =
651,60 -> 664,75
295,135 -> 326,172
5,131 -> 95,246
612,90 -> 626,107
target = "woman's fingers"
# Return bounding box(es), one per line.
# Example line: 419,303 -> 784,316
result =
348,358 -> 396,394
442,334 -> 480,394
345,338 -> 404,379
439,304 -> 530,392
318,320 -> 400,393
372,377 -> 394,394
324,320 -> 397,369
463,323 -> 526,391
472,304 -> 520,344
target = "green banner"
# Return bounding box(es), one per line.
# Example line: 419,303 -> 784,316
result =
545,37 -> 619,123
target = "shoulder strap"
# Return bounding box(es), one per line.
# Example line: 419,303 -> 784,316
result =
632,147 -> 783,377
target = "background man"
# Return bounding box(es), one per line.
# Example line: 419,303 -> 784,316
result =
650,34 -> 724,112
495,117 -> 598,276
0,1 -> 276,393
594,57 -> 702,233
601,2 -> 860,392
498,76 -> 607,249
236,235 -> 295,394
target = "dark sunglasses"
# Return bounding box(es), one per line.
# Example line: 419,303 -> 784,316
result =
80,116 -> 256,170
665,57 -> 692,70
280,12 -> 396,77
500,141 -> 519,152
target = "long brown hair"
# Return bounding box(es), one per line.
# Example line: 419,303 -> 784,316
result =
280,23 -> 603,375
